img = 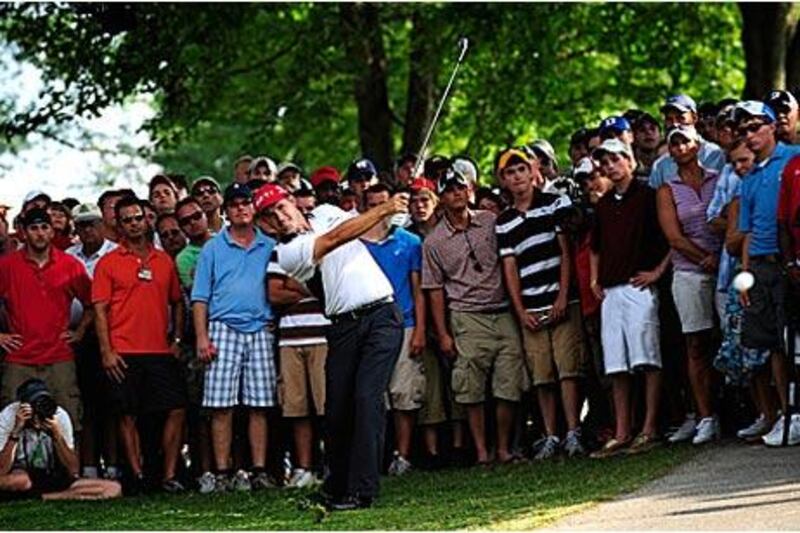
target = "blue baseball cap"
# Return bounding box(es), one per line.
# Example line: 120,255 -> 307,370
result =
598,116 -> 632,135
346,158 -> 377,182
660,94 -> 697,114
733,100 -> 777,124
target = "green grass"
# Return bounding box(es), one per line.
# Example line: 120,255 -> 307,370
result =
0,446 -> 697,530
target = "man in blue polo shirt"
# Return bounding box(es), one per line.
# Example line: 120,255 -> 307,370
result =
649,94 -> 726,189
191,183 -> 278,491
360,183 -> 426,476
736,100 -> 800,446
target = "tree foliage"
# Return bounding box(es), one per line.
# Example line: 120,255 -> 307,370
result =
0,3 -> 745,183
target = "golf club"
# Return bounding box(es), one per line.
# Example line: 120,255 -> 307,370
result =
412,37 -> 470,178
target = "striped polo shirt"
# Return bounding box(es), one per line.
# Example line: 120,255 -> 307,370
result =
268,250 -> 330,347
495,192 -> 574,312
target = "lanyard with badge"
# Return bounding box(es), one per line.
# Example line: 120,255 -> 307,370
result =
137,258 -> 153,282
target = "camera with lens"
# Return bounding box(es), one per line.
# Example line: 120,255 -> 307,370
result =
17,378 -> 58,423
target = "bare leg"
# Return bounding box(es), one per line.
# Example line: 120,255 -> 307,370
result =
495,400 -> 515,462
753,367 -> 778,424
0,470 -> 32,492
686,331 -> 714,419
537,386 -> 558,436
42,479 -> 122,500
293,418 -> 314,469
118,415 -> 142,476
465,404 -> 488,463
248,409 -> 268,469
211,409 -> 234,471
770,351 -> 790,412
642,369 -> 662,436
423,426 -> 438,455
162,408 -> 186,481
393,411 -> 416,458
610,373 -> 632,441
560,378 -> 582,431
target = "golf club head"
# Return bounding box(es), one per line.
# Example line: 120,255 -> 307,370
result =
457,37 -> 469,62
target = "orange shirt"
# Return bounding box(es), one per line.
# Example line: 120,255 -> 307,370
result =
92,244 -> 181,355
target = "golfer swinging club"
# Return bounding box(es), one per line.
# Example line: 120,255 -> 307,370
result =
255,183 -> 409,510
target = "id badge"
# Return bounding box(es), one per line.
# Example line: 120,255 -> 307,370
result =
138,267 -> 153,281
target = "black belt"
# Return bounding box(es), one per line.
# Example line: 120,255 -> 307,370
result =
330,297 -> 394,323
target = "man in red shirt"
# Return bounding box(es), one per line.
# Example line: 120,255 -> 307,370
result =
92,196 -> 187,494
0,208 -> 92,431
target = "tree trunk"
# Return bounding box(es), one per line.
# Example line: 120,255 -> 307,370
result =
785,17 -> 800,90
739,3 -> 799,98
339,3 -> 394,172
401,9 -> 438,158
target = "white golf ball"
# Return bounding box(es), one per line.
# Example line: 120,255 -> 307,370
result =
732,271 -> 755,292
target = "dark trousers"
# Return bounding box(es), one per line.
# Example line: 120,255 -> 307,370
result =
323,303 -> 403,499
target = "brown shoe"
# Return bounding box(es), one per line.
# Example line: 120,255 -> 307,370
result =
589,437 -> 631,459
626,433 -> 661,455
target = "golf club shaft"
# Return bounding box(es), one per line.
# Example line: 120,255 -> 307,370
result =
412,39 -> 468,178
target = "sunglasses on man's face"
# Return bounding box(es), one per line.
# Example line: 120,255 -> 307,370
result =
75,220 -> 98,229
159,229 -> 183,240
120,214 -> 145,225
193,186 -> 219,197
738,122 -> 767,136
178,211 -> 203,226
228,199 -> 252,209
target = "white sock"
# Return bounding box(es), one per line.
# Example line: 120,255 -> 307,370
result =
82,466 -> 99,479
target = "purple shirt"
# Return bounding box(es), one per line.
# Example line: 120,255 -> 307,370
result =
666,170 -> 722,272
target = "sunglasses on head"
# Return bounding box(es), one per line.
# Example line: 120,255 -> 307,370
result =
120,214 -> 145,225
178,211 -> 203,226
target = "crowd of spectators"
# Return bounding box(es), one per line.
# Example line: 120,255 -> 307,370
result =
1,89 -> 800,508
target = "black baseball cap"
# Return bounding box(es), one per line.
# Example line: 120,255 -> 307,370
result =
223,183 -> 253,207
22,207 -> 52,228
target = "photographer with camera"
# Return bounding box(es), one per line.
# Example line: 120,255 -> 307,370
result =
0,379 -> 120,500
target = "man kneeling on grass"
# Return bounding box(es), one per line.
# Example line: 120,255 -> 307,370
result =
0,379 -> 121,500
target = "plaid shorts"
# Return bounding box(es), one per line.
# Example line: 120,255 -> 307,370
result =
203,321 -> 277,408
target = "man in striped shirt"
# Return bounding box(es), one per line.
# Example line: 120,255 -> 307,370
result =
267,249 -> 330,489
495,149 -> 587,460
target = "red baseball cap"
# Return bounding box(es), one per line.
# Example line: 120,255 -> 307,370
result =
253,183 -> 289,213
409,177 -> 436,192
310,166 -> 341,188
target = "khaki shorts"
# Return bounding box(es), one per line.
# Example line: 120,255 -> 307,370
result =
417,345 -> 465,425
450,310 -> 528,404
522,303 -> 587,386
278,344 -> 327,417
388,328 -> 426,411
0,360 -> 82,432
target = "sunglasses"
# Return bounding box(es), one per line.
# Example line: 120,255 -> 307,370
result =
120,214 -> 145,225
193,186 -> 219,196
75,220 -> 98,229
178,211 -> 203,226
159,228 -> 183,240
463,231 -> 484,273
228,199 -> 252,209
738,122 -> 767,136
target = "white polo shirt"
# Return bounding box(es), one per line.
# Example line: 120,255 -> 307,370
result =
276,204 -> 394,316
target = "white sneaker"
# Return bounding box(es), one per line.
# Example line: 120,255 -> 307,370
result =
736,414 -> 771,441
564,429 -> 585,457
668,415 -> 697,443
692,417 -> 720,445
533,435 -> 560,460
287,468 -> 316,488
763,414 -> 800,447
388,453 -> 412,476
197,471 -> 216,494
232,469 -> 252,491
